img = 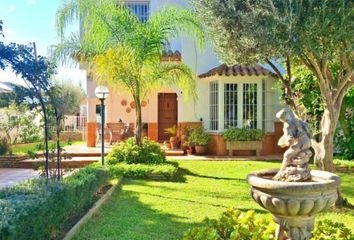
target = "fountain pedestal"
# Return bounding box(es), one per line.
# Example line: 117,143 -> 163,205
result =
247,169 -> 340,240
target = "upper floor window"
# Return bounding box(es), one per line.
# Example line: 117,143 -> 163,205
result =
125,1 -> 150,22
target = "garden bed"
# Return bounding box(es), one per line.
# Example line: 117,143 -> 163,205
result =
62,178 -> 122,240
0,166 -> 110,240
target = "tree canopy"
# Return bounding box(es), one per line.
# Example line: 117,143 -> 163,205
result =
193,0 -> 354,171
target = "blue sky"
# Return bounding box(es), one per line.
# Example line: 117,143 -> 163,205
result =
0,0 -> 85,87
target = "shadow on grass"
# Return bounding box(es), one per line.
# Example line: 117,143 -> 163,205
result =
74,184 -> 200,240
176,167 -> 247,182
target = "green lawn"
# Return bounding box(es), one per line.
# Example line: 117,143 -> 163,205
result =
73,161 -> 354,240
11,140 -> 84,155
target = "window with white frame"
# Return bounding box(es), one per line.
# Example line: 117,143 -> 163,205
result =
208,81 -> 263,132
209,81 -> 219,131
224,83 -> 238,129
243,83 -> 258,129
125,1 -> 150,22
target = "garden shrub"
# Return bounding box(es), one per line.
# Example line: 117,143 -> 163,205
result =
182,208 -> 353,240
223,128 -> 265,142
312,219 -> 354,240
106,137 -> 166,165
189,127 -> 210,146
182,209 -> 276,240
334,159 -> 354,168
109,162 -> 178,180
0,137 -> 10,155
0,165 -> 109,240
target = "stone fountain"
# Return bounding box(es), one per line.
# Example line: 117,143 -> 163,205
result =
247,109 -> 340,240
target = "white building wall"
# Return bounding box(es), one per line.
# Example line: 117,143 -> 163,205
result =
85,0 -> 284,134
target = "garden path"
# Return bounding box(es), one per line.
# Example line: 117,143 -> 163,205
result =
0,168 -> 38,188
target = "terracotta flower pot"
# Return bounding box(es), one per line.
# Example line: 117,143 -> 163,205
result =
195,145 -> 207,155
170,137 -> 178,150
186,147 -> 193,155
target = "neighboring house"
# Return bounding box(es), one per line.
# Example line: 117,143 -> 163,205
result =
0,82 -> 13,93
84,0 -> 284,156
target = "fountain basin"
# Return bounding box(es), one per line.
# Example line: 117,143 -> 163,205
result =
247,169 -> 340,239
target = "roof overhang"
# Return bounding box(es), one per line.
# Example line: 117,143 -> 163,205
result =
161,50 -> 181,62
198,64 -> 277,79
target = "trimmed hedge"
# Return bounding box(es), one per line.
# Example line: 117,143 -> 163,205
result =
106,137 -> 166,165
109,162 -> 178,180
0,166 -> 109,240
223,128 -> 265,142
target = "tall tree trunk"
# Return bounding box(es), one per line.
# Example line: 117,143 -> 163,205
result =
313,108 -> 337,172
38,96 -> 49,178
55,116 -> 61,181
135,99 -> 142,147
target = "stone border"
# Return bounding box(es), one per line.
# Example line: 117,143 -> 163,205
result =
63,177 -> 123,240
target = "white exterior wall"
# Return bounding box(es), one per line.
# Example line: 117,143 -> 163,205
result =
85,0 -> 283,134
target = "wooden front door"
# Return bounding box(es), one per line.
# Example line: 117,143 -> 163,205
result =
158,93 -> 178,142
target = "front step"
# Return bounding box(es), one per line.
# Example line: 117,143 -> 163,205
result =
164,150 -> 185,156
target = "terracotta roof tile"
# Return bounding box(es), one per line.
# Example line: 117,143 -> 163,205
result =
198,64 -> 276,78
161,50 -> 181,62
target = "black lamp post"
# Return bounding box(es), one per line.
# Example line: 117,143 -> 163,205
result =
95,85 -> 110,166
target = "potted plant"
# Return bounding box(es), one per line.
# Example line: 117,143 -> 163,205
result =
223,128 -> 265,156
189,128 -> 210,155
182,140 -> 193,155
163,140 -> 171,149
165,125 -> 178,150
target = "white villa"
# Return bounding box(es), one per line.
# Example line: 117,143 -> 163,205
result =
85,0 -> 284,156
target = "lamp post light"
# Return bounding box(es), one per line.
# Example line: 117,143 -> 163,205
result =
95,85 -> 110,166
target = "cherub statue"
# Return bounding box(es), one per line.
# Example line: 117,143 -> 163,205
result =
273,109 -> 312,182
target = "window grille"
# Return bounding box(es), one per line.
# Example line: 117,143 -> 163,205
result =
243,83 -> 258,129
209,81 -> 219,131
224,83 -> 238,129
125,1 -> 150,22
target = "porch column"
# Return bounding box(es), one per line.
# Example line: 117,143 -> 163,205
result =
86,77 -> 97,147
177,91 -> 183,123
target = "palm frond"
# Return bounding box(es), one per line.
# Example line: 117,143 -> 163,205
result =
154,63 -> 198,101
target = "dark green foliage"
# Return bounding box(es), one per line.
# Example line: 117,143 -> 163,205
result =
292,67 -> 323,134
223,128 -> 265,142
109,162 -> 178,180
0,137 -> 10,155
335,131 -> 354,160
0,166 -> 109,240
189,128 -> 210,146
182,209 -> 276,240
292,67 -> 354,159
106,137 -> 166,165
182,209 -> 354,240
336,88 -> 354,159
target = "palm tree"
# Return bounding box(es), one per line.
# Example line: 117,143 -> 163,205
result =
54,0 -> 204,146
